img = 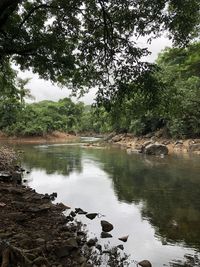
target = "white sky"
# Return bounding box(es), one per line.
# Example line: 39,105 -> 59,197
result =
18,35 -> 172,104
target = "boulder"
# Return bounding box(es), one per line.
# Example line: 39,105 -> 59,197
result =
100,220 -> 113,232
138,260 -> 152,267
144,143 -> 168,155
112,135 -> 122,142
86,213 -> 98,220
189,143 -> 200,152
101,232 -> 112,238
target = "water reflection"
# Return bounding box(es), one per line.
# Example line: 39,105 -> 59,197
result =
16,143 -> 200,266
20,144 -> 83,175
85,148 -> 200,251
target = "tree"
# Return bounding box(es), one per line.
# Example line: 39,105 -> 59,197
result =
155,43 -> 200,137
0,0 -> 199,102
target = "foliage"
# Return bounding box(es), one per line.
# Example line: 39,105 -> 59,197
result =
4,98 -> 84,136
0,43 -> 200,138
0,0 -> 199,101
155,43 -> 200,137
92,42 -> 200,138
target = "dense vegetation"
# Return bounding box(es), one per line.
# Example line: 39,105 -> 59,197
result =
0,0 -> 199,102
0,42 -> 200,138
96,42 -> 200,138
0,1 -> 199,138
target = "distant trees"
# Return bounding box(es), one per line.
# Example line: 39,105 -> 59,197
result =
2,98 -> 85,136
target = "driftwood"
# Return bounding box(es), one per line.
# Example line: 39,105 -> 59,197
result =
0,240 -> 32,267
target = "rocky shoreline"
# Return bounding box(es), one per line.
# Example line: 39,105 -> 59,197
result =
1,177 -> 151,267
108,133 -> 200,155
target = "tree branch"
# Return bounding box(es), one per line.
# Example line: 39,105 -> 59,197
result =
0,0 -> 21,29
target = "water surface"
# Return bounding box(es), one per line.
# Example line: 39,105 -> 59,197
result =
17,141 -> 200,266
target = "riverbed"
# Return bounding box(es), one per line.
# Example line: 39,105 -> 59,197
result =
13,139 -> 200,266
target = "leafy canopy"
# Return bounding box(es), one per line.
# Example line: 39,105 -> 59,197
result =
0,0 -> 199,101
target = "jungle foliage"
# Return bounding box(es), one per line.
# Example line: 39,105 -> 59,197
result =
0,42 -> 200,138
0,0 -> 199,102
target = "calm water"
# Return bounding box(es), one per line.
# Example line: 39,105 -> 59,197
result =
14,141 -> 200,266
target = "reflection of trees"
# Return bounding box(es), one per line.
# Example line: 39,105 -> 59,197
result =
18,144 -> 83,176
86,148 -> 200,251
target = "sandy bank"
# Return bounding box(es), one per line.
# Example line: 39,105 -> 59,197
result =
0,131 -> 79,144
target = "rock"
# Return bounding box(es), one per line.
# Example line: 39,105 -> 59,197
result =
175,140 -> 183,145
96,244 -> 102,251
50,192 -> 57,200
101,220 -> 113,232
112,135 -> 122,142
86,213 -> 98,220
118,235 -> 129,242
33,256 -> 48,265
43,193 -> 50,200
35,238 -> 46,246
101,232 -> 112,238
77,256 -> 87,264
27,204 -> 51,213
14,212 -> 27,223
70,211 -> 76,217
56,202 -> 70,210
86,238 -> 96,247
117,244 -> 124,250
189,143 -> 200,152
75,208 -> 87,214
144,143 -> 168,155
0,172 -> 12,180
11,172 -> 22,183
142,141 -> 152,148
138,260 -> 152,267
55,238 -> 78,258
78,210 -> 87,215
0,202 -> 6,207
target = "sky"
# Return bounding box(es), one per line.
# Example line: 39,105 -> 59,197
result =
18,35 -> 172,105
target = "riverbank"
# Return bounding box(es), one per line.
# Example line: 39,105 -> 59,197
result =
0,178 -> 133,267
109,133 -> 200,155
0,131 -> 79,144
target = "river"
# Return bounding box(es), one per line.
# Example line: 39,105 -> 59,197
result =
14,139 -> 200,266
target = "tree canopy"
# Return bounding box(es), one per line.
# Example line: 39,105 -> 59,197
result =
0,0 -> 199,101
